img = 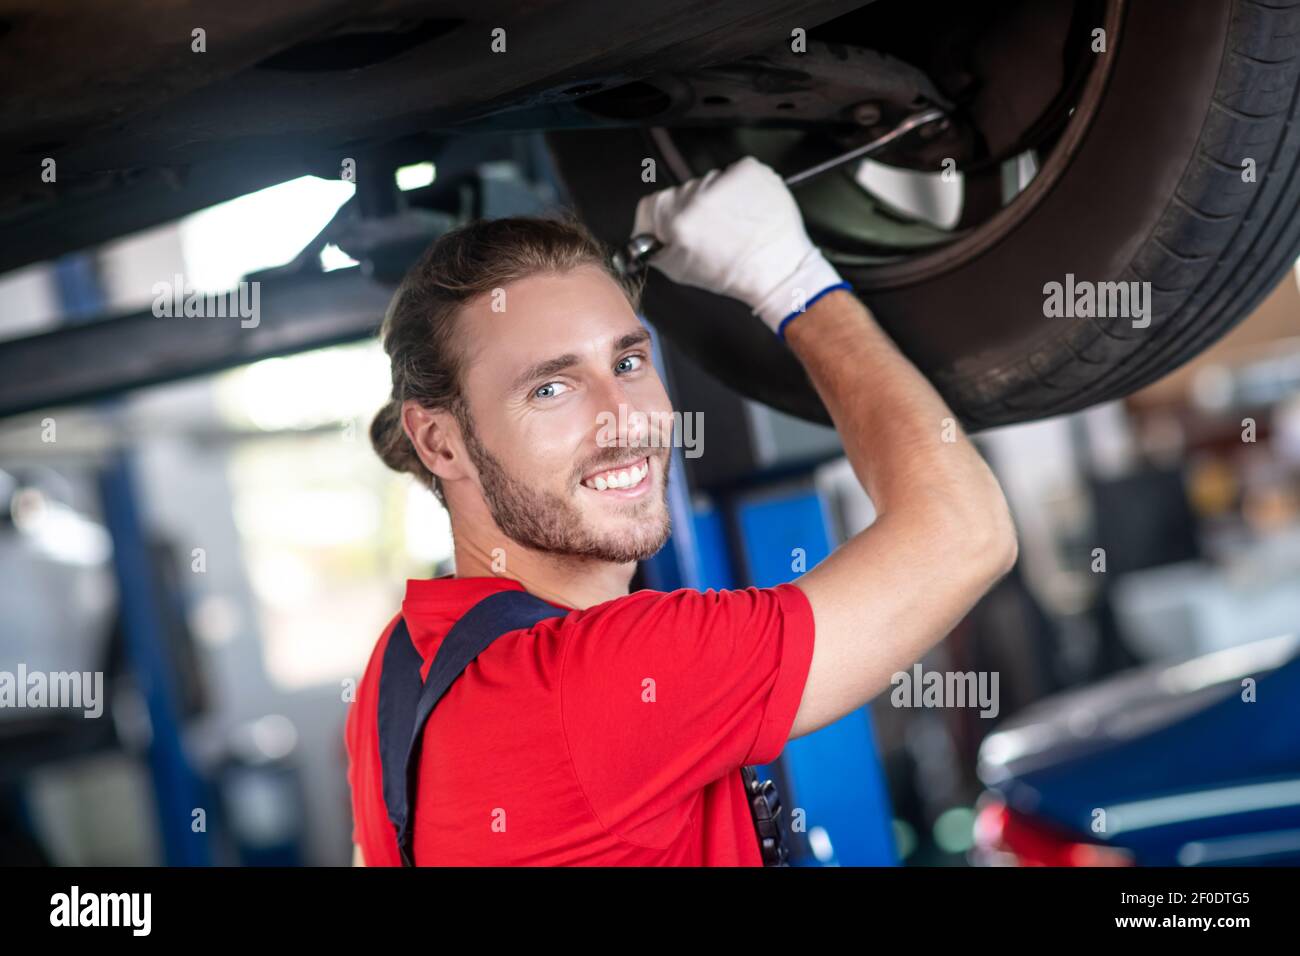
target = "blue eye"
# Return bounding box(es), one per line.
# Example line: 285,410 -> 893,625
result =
534,381 -> 569,399
616,354 -> 644,374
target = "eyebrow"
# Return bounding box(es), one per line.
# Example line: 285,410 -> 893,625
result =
509,329 -> 652,394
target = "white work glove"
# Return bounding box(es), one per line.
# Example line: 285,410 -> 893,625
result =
631,156 -> 848,338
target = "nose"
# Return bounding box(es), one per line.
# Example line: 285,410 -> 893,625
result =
591,375 -> 660,451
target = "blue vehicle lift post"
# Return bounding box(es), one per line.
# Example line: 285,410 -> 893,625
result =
55,253 -> 213,866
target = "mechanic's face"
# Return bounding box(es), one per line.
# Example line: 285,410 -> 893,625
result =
454,263 -> 673,564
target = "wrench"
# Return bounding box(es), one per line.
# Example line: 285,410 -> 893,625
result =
612,107 -> 947,279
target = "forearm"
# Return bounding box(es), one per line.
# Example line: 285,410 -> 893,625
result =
783,287 -> 1017,722
784,288 -> 1008,532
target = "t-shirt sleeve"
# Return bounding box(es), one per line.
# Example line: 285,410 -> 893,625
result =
558,582 -> 815,847
344,654 -> 370,848
345,615 -> 401,852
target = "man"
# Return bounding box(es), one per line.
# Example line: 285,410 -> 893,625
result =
346,157 -> 1017,866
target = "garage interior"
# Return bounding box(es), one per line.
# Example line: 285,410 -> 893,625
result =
2,0 -> 1299,872
2,131 -> 1298,866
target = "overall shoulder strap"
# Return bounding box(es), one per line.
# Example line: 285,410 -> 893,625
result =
377,588 -> 568,866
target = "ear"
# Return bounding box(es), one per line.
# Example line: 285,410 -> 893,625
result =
401,400 -> 471,486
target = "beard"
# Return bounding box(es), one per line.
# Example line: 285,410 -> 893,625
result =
459,411 -> 672,564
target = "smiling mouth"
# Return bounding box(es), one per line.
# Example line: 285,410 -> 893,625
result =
580,455 -> 651,494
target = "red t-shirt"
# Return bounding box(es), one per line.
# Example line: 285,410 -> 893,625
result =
345,575 -> 816,866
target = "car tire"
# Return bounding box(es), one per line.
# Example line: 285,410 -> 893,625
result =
547,0 -> 1300,429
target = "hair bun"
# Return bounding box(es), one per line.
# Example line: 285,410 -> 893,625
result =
370,398 -> 419,476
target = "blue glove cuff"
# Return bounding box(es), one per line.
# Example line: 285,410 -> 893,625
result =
775,281 -> 853,342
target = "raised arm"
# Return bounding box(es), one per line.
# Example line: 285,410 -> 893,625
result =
783,287 -> 1016,738
633,156 -> 1017,742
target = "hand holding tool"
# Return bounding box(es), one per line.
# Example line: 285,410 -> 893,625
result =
614,108 -> 945,286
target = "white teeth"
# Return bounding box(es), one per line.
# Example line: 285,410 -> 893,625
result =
584,458 -> 649,491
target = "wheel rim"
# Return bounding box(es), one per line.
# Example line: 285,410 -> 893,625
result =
645,0 -> 1125,289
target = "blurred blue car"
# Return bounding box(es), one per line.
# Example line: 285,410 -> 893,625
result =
972,634 -> 1300,866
